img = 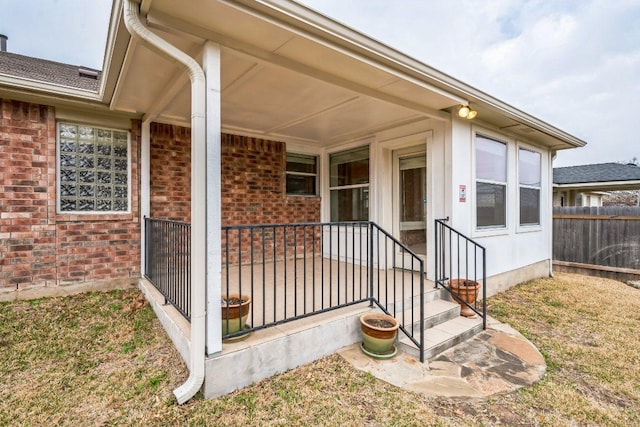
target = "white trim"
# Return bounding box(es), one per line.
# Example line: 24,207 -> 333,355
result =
472,129 -> 510,235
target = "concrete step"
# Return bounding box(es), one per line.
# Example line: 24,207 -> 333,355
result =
385,286 -> 452,313
396,298 -> 461,332
397,315 -> 484,360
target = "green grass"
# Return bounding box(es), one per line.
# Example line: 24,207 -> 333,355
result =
1,273 -> 639,426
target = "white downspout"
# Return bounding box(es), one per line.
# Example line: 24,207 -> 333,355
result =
123,0 -> 206,404
140,119 -> 150,277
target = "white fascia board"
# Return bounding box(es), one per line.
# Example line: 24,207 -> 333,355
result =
0,74 -> 102,101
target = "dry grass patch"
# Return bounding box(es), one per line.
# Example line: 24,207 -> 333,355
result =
1,273 -> 639,426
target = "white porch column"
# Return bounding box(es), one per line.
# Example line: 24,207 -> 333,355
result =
140,119 -> 151,276
203,41 -> 222,355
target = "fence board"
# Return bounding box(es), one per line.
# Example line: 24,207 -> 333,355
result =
553,207 -> 640,273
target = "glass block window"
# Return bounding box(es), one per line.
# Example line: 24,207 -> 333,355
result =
58,122 -> 130,213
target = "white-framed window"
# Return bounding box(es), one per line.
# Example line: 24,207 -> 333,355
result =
329,145 -> 369,221
475,134 -> 507,229
518,147 -> 541,226
57,122 -> 130,213
286,153 -> 318,196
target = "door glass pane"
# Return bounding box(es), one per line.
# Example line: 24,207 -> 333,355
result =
399,155 -> 426,255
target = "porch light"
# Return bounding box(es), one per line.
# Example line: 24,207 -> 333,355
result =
458,105 -> 477,120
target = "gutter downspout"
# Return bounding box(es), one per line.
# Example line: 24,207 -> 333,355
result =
123,0 -> 206,404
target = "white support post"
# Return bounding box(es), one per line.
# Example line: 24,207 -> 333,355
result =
140,119 -> 151,276
203,41 -> 222,355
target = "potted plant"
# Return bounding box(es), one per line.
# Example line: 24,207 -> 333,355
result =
359,312 -> 399,359
448,279 -> 481,318
221,293 -> 251,336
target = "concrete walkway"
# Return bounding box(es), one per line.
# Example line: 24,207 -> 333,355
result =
338,316 -> 546,398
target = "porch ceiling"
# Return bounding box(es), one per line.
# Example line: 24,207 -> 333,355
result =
108,0 -> 460,145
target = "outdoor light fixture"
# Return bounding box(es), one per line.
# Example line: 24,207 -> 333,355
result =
458,105 -> 477,120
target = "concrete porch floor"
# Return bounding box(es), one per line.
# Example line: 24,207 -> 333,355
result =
222,256 -> 429,329
142,256 -> 536,400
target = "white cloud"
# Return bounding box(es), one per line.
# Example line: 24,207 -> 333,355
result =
300,0 -> 640,166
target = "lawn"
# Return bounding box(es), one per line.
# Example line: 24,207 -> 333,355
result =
1,273 -> 639,426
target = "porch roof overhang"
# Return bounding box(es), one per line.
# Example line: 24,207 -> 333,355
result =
0,0 -> 586,151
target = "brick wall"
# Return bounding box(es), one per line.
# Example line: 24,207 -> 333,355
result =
0,99 -> 140,293
0,100 -> 57,290
149,127 -> 322,264
221,133 -> 320,226
149,127 -> 321,226
149,123 -> 191,222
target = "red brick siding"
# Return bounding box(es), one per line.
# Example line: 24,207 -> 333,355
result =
0,100 -> 57,289
149,127 -> 321,226
0,99 -> 140,291
149,127 -> 322,264
221,133 -> 320,226
149,123 -> 191,222
54,120 -> 141,286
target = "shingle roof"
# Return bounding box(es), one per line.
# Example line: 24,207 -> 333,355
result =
0,50 -> 101,92
554,162 -> 640,185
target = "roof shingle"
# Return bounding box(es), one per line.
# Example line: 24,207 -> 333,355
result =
553,162 -> 640,185
0,50 -> 101,92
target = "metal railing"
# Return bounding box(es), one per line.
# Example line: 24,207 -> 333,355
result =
144,217 -> 191,320
222,221 -> 425,360
144,218 -> 426,360
434,218 -> 487,329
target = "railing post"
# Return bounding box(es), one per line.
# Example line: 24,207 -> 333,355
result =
419,259 -> 424,363
483,247 -> 487,330
369,222 -> 374,307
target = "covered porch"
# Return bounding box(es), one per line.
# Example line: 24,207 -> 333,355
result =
110,0 -> 485,401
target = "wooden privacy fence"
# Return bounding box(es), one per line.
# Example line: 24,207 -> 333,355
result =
553,206 -> 640,281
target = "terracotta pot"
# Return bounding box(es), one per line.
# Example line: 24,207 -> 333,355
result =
448,279 -> 481,317
360,312 -> 399,355
221,293 -> 251,335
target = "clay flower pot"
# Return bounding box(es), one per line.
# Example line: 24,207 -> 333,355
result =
360,312 -> 399,357
448,279 -> 481,317
221,293 -> 251,336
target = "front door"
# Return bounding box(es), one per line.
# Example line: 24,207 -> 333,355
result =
393,149 -> 427,267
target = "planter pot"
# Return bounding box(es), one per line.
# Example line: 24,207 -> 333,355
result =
448,279 -> 481,318
360,313 -> 399,358
221,293 -> 251,336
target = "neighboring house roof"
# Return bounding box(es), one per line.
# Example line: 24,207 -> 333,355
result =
554,163 -> 640,191
0,50 -> 101,92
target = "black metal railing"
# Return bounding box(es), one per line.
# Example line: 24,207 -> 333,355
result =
144,218 -> 425,361
434,218 -> 487,329
221,221 -> 425,360
144,217 -> 191,320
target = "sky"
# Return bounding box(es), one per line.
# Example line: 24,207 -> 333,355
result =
1,0 -> 639,167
